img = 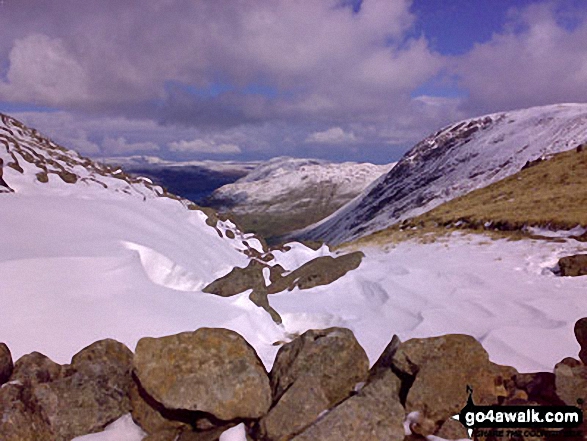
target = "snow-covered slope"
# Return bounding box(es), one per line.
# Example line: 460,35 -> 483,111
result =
0,112 -> 279,363
206,156 -> 393,238
298,103 -> 587,244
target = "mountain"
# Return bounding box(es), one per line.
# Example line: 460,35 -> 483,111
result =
296,103 -> 587,245
101,155 -> 259,204
205,156 -> 393,239
4,111 -> 587,441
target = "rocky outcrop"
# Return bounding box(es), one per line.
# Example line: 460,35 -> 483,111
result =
266,252 -> 364,293
258,327 -> 369,440
133,328 -> 272,421
0,342 -> 13,385
557,254 -> 587,276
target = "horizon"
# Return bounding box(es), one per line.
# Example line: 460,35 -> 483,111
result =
1,0 -> 586,164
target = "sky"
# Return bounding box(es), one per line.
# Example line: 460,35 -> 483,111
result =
1,0 -> 586,164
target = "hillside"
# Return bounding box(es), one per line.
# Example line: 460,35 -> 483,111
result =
206,156 -> 393,239
413,145 -> 587,232
296,103 -> 587,245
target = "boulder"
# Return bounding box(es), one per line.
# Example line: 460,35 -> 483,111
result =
0,382 -> 53,440
129,374 -> 190,436
391,334 -> 516,435
575,318 -> 587,364
557,254 -> 587,277
134,328 -> 271,421
259,327 -> 369,440
554,357 -> 587,407
11,351 -> 62,386
0,342 -> 13,385
31,339 -> 133,440
290,369 -> 405,441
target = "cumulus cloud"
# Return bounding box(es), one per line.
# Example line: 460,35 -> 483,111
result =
456,3 -> 587,113
169,139 -> 241,154
305,127 -> 357,144
0,34 -> 89,105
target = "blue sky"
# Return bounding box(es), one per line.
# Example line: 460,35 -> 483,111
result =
1,0 -> 586,164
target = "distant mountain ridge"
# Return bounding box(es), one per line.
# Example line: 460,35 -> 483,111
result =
206,156 -> 394,239
102,155 -> 259,203
296,103 -> 587,244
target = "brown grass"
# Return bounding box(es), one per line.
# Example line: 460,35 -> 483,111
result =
344,147 -> 587,248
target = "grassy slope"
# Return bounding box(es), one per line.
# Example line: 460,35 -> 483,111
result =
347,146 -> 587,248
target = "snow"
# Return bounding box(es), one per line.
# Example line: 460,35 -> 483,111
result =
3,112 -> 587,440
209,156 -> 394,215
300,103 -> 587,244
71,415 -> 146,441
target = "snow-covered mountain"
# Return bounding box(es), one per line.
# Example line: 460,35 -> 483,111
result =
297,103 -> 587,244
206,156 -> 393,238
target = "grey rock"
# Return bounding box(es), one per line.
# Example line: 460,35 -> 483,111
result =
0,342 -> 13,385
11,351 -> 62,386
260,327 -> 369,440
134,328 -> 271,421
290,369 -> 405,441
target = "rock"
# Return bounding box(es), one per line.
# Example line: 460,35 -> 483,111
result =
514,372 -> 565,405
202,260 -> 267,297
575,318 -> 587,364
290,369 -> 405,441
267,252 -> 363,294
557,254 -> 587,277
434,417 -> 469,440
260,327 -> 369,440
0,342 -> 13,385
554,357 -> 587,407
31,339 -> 133,440
368,334 -> 401,380
71,337 -> 133,376
134,328 -> 271,421
391,334 -> 516,434
11,351 -> 62,386
0,382 -> 53,440
129,373 -> 190,436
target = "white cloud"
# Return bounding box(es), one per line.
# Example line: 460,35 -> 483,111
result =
169,139 -> 241,154
102,137 -> 159,154
305,127 -> 357,144
0,34 -> 89,105
456,3 -> 587,113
